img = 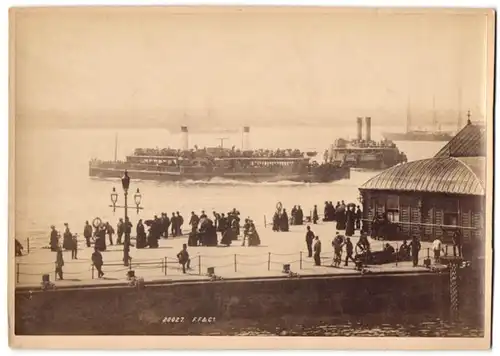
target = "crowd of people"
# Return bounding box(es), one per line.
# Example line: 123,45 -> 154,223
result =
133,147 -> 310,159
45,207 -> 263,279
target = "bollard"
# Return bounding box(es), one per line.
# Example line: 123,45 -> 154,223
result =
234,254 -> 237,273
268,252 -> 271,271
16,263 -> 19,283
164,257 -> 167,276
198,255 -> 201,275
449,260 -> 460,320
91,264 -> 95,279
300,251 -> 303,270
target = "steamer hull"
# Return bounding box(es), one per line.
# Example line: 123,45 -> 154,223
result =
89,165 -> 350,183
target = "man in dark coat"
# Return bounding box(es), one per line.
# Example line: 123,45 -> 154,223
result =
305,225 -> 315,257
344,237 -> 355,266
124,217 -> 133,246
296,206 -> 304,225
176,212 -> 184,236
280,209 -> 289,232
92,247 -> 104,278
345,207 -> 355,236
116,218 -> 124,244
189,212 -> 200,234
313,205 -> 319,224
409,236 -> 421,267
62,223 -> 73,250
49,225 -> 59,252
170,212 -> 177,236
272,212 -> 280,232
136,219 -> 147,248
355,206 -> 362,230
291,206 -> 297,225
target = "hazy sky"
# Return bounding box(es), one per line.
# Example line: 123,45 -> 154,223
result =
12,7 -> 490,127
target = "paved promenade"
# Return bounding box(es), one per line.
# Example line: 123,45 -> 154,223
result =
15,221 -> 441,288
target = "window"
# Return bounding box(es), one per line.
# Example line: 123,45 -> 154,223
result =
386,194 -> 400,222
443,198 -> 459,227
387,210 -> 400,223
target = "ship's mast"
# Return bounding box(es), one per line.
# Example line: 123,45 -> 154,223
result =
406,97 -> 412,133
217,137 -> 229,149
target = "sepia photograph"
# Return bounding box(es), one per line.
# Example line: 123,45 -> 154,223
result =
8,5 -> 494,349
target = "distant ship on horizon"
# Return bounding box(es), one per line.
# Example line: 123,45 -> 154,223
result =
382,96 -> 464,142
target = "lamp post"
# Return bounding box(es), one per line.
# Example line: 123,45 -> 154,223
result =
109,170 -> 143,266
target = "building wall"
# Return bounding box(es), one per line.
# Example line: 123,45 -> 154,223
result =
360,190 -> 484,248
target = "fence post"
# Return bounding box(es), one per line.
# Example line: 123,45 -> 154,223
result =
300,251 -> 303,270
91,264 -> 95,279
395,243 -> 399,266
16,263 -> 19,283
234,254 -> 237,273
26,238 -> 30,254
427,248 -> 430,259
198,255 -> 201,275
164,257 -> 167,276
268,252 -> 271,271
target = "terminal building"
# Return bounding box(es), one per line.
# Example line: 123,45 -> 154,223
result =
358,119 -> 486,258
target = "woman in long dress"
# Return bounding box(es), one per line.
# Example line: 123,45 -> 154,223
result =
345,207 -> 355,237
247,222 -> 261,246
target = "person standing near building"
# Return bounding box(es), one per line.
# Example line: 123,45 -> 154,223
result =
355,206 -> 362,230
432,237 -> 443,263
409,236 -> 421,267
312,205 -> 319,224
344,237 -> 355,266
305,226 -> 315,257
452,228 -> 463,258
313,236 -> 322,266
124,217 -> 133,246
55,246 -> 64,280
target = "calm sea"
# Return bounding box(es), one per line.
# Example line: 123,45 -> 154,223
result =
14,124 -> 446,241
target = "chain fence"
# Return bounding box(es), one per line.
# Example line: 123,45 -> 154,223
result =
15,238 -> 458,285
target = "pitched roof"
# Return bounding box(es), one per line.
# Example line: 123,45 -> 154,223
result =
360,157 -> 485,196
434,122 -> 486,158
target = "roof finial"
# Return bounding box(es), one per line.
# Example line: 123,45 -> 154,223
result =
467,110 -> 472,125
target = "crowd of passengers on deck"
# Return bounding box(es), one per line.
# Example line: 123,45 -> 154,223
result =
133,147 -> 309,159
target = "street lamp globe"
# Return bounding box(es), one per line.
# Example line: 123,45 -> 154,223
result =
134,188 -> 142,206
110,187 -> 118,205
121,170 -> 130,191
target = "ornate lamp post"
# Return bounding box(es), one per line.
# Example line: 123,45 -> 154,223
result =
109,170 -> 143,266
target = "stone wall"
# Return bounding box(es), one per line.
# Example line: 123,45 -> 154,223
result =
15,272 -> 451,335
